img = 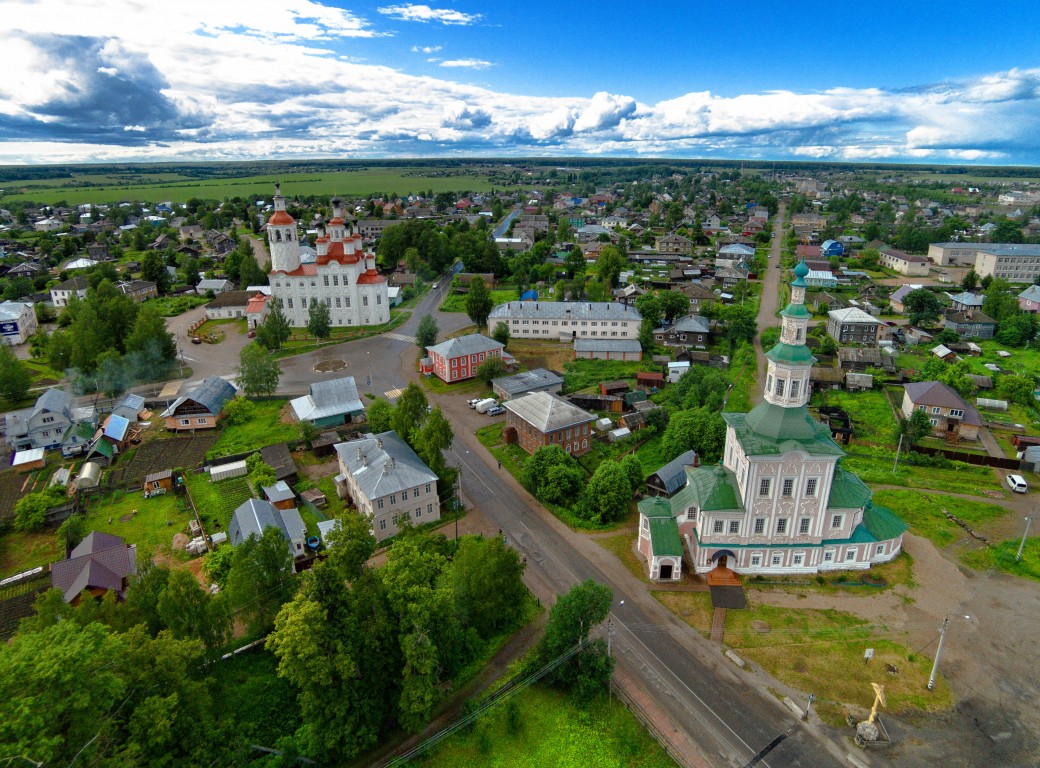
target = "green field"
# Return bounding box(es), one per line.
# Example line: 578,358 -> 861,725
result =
872,489 -> 1008,548
0,167 -> 496,206
206,400 -> 299,458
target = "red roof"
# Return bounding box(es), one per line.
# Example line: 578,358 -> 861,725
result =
356,270 -> 385,284
269,210 -> 294,226
273,264 -> 318,277
246,293 -> 269,313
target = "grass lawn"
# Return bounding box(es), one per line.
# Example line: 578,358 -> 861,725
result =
207,400 -> 299,458
961,538 -> 1040,582
439,289 -> 518,313
597,533 -> 649,583
744,551 -> 916,595
271,310 -> 410,359
504,338 -> 576,373
81,490 -> 190,557
421,372 -> 492,397
148,294 -> 210,317
194,318 -> 247,339
562,359 -> 654,394
653,591 -> 715,638
316,475 -> 345,517
23,359 -> 64,386
811,389 -> 895,447
184,472 -> 254,530
840,449 -> 999,496
0,529 -> 62,579
724,343 -> 758,413
725,603 -> 952,727
873,489 -> 1008,548
421,685 -> 677,768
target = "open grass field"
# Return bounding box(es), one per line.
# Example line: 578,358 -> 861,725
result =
0,167 -> 496,206
0,528 -> 61,580
811,389 -> 895,447
80,489 -> 190,557
839,448 -> 999,496
206,400 -> 299,459
872,489 -> 1008,548
184,472 -> 253,530
961,537 -> 1040,582
439,289 -> 519,313
562,359 -> 655,394
148,294 -> 210,317
653,591 -> 716,638
504,338 -> 575,373
421,685 -> 677,768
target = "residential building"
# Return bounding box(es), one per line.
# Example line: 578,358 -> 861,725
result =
195,278 -> 234,295
160,376 -> 237,431
334,431 -> 439,542
0,300 -> 38,345
974,244 -> 1040,283
492,368 -> 564,401
820,239 -> 845,257
4,387 -> 96,454
488,301 -> 641,341
652,315 -> 711,349
228,498 -> 308,561
635,260 -> 908,579
943,309 -> 997,339
572,338 -> 642,361
51,532 -> 136,604
503,391 -> 596,457
1019,284 -> 1040,313
716,243 -> 755,268
646,450 -> 698,496
267,185 -> 389,328
116,280 -> 158,302
901,381 -> 981,441
656,233 -> 694,255
50,275 -> 89,307
425,334 -> 504,383
804,269 -> 838,288
112,393 -> 146,423
205,290 -> 252,320
289,376 -> 365,426
826,307 -> 879,346
888,285 -> 924,314
879,249 -> 930,276
947,291 -> 984,312
677,283 -> 716,313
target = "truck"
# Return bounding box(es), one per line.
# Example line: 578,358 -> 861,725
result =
474,398 -> 498,414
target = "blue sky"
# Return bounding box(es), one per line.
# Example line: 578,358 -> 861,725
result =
1,0 -> 1039,165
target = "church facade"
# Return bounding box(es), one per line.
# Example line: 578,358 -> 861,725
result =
266,185 -> 389,328
638,260 -> 907,580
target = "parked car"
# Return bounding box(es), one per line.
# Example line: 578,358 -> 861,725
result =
467,398 -> 482,408
474,398 -> 498,413
1006,474 -> 1029,493
486,405 -> 506,416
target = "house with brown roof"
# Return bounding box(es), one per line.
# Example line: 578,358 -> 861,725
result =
51,532 -> 137,605
901,381 -> 981,441
943,309 -> 996,339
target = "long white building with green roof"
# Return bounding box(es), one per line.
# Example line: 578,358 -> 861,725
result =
637,260 -> 907,580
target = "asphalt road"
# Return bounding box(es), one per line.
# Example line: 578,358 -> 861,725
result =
439,397 -> 845,768
751,205 -> 785,407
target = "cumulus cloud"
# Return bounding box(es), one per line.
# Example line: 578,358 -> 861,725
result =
441,101 -> 491,130
411,44 -> 441,53
378,4 -> 481,25
439,58 -> 491,69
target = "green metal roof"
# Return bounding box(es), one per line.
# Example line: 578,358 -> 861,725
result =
638,496 -> 674,518
649,516 -> 683,557
63,422 -> 95,445
674,465 -> 744,513
780,303 -> 812,319
89,440 -> 114,459
827,465 -> 873,510
766,342 -> 817,365
863,504 -> 909,541
730,403 -> 845,457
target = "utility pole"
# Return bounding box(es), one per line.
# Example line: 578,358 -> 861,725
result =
892,433 -> 904,474
927,617 -> 950,691
1016,513 -> 1033,563
803,693 -> 815,721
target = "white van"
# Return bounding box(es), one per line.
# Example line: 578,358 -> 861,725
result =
1006,474 -> 1029,494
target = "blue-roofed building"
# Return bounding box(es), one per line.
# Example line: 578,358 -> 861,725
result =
820,239 -> 845,257
519,289 -> 538,302
647,450 -> 698,496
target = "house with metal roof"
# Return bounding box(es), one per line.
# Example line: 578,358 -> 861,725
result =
653,315 -> 712,349
901,381 -> 981,441
1018,284 -> 1040,313
111,393 -> 146,423
492,368 -> 564,401
488,301 -> 641,342
646,450 -> 698,496
0,300 -> 38,345
425,334 -> 504,383
826,307 -> 879,346
161,376 -> 237,431
503,392 -> 596,457
262,480 -> 297,510
289,376 -> 365,426
4,387 -> 97,454
51,532 -> 137,604
334,431 -> 439,542
572,338 -> 642,361
228,498 -> 308,561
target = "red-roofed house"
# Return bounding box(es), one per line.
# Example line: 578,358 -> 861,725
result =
51,532 -> 137,605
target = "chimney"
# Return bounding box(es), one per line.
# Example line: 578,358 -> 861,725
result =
375,438 -> 383,450
357,447 -> 363,460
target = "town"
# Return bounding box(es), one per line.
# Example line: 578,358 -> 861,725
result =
0,159 -> 1039,767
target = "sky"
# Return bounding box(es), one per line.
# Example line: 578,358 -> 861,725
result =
1,0 -> 1040,166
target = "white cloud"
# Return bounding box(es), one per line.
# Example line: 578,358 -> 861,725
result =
378,4 -> 480,26
439,58 -> 491,69
411,44 -> 441,53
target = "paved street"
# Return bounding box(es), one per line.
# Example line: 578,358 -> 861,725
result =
751,204 -> 785,406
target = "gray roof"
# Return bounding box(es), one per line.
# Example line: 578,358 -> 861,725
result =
290,376 -> 363,422
489,301 -> 641,322
976,244 -> 1040,257
493,368 -> 564,395
117,393 -> 145,413
0,301 -> 31,322
1018,285 -> 1040,302
161,376 -> 237,418
648,450 -> 698,495
948,291 -> 984,307
828,307 -> 877,324
503,392 -> 595,433
335,431 -> 438,501
573,339 -> 642,353
32,388 -> 71,421
263,480 -> 296,503
670,315 -> 711,334
426,333 -> 504,359
228,498 -> 306,558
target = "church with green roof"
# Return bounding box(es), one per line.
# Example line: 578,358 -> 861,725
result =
636,260 -> 907,581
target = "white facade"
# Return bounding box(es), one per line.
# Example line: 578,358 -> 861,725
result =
487,301 -> 641,341
267,186 -> 389,328
0,301 -> 38,345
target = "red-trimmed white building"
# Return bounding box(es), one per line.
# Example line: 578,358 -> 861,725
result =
425,334 -> 504,383
266,185 -> 388,328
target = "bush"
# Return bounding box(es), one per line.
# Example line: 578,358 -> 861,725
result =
14,487 -> 67,532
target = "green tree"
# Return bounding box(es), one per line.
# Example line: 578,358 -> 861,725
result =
237,343 -> 282,397
257,302 -> 291,350
903,288 -> 942,326
225,526 -> 297,636
367,398 -> 394,433
982,279 -> 1021,323
474,356 -> 507,385
635,293 -> 662,328
221,396 -> 256,425
238,251 -> 268,288
56,512 -> 87,553
961,268 -> 980,292
537,579 -> 614,696
307,298 -> 331,340
390,383 -> 429,441
322,512 -> 377,579
491,320 -> 510,347
894,408 -> 932,446
597,245 -> 625,288
465,277 -> 493,331
416,314 -> 438,350
157,569 -> 230,651
141,250 -> 172,294
522,445 -> 585,504
0,343 -> 32,401
445,535 -> 525,637
125,303 -> 177,372
96,349 -> 130,398
723,304 -> 758,345
14,487 -> 65,532
584,461 -> 632,524
202,546 -> 236,589
991,219 -> 1024,243
413,407 -> 455,480
995,373 -> 1036,406
661,407 -> 726,462
995,313 -> 1037,346
619,454 -> 645,496
660,290 -> 690,323
121,563 -> 171,635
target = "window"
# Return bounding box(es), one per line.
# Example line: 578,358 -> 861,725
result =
790,380 -> 800,398
759,477 -> 771,497
929,418 -> 938,426
766,373 -> 773,392
425,483 -> 432,493
845,549 -> 857,561
197,417 -> 207,425
336,297 -> 341,308
363,296 -> 369,307
795,327 -> 803,341
345,297 -> 351,308
950,409 -> 964,418
782,478 -> 794,497
876,544 -> 885,555
180,419 -> 190,426
333,275 -> 339,286
377,499 -> 384,510
401,489 -> 408,501
427,503 -> 433,515
776,518 -> 788,534
775,378 -> 785,397
754,518 -> 765,534
377,295 -> 382,305
641,517 -> 649,532
301,297 -> 307,308
750,554 -> 762,566
686,508 -> 697,522
287,298 -> 293,309
713,520 -> 724,534
799,518 -> 811,534
831,514 -> 843,529
728,521 -> 740,534
824,550 -> 834,562
771,554 -> 782,566
323,275 -> 329,286
379,519 -> 386,531
805,478 -> 818,497
793,553 -> 804,566
42,416 -> 54,424
931,406 -> 941,414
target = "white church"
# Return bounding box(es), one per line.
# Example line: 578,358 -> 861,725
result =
266,184 -> 389,328
637,260 -> 907,581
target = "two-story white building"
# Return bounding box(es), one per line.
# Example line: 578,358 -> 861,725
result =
487,301 -> 641,342
334,431 -> 439,542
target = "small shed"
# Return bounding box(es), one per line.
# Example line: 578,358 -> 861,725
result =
300,487 -> 328,508
317,518 -> 339,547
49,467 -> 72,488
667,362 -> 690,383
311,431 -> 341,457
210,531 -> 228,547
600,381 -> 630,396
76,461 -> 102,490
210,459 -> 247,482
263,480 -> 297,510
259,443 -> 298,484
594,417 -> 613,433
636,372 -> 664,389
608,427 -> 632,443
144,469 -> 174,495
845,372 -> 874,391
12,448 -> 45,473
